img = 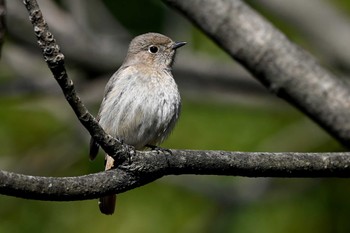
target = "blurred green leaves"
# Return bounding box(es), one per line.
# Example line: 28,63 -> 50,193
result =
102,0 -> 165,35
0,97 -> 63,156
0,0 -> 349,232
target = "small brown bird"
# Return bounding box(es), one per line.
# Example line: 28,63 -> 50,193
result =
89,33 -> 186,215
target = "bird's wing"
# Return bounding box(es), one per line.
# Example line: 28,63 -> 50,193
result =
88,66 -> 130,160
89,137 -> 100,161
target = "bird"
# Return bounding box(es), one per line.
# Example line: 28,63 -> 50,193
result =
89,32 -> 186,215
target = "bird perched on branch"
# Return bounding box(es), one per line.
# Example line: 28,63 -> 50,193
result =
89,32 -> 186,215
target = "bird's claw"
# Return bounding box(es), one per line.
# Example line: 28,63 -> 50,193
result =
146,144 -> 172,155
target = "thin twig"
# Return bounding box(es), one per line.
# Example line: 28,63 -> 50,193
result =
22,0 -> 129,161
2,0 -> 346,202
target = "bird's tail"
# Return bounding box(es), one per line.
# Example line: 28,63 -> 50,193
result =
99,194 -> 116,215
99,155 -> 116,215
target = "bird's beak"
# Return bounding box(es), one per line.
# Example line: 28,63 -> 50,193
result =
172,41 -> 187,50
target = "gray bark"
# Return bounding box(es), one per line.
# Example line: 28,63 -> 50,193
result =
0,0 -> 347,201
163,0 -> 350,147
22,0 -> 130,161
257,0 -> 350,70
1,150 -> 350,201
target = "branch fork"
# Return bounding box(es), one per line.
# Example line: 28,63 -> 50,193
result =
0,0 -> 349,201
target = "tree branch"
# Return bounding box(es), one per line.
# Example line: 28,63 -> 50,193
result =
163,0 -> 350,147
6,0 -> 266,101
1,150 -> 350,201
1,0 -> 346,202
257,0 -> 350,70
22,0 -> 131,161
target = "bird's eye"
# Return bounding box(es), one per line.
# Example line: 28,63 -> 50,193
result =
148,45 -> 159,54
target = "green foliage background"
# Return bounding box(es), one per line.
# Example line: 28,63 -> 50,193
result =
1,0 -> 350,233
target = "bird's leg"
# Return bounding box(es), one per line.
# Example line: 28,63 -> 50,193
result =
145,144 -> 172,155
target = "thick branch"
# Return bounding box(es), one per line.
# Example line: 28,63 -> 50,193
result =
163,0 -> 350,147
7,1 -> 265,101
1,150 -> 350,201
10,0 -> 349,202
257,0 -> 350,70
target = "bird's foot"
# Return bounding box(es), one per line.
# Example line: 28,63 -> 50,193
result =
146,144 -> 172,155
110,138 -> 136,164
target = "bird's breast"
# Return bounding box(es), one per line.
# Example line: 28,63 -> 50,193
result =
98,66 -> 180,149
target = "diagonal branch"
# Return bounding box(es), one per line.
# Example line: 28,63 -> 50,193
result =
22,0 -> 130,161
257,0 -> 350,70
0,0 -> 345,202
163,0 -> 350,147
1,150 -> 350,201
